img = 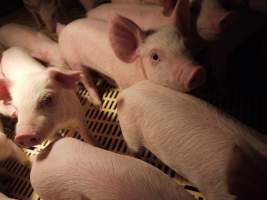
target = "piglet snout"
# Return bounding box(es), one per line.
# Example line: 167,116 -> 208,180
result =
15,133 -> 42,148
178,62 -> 206,91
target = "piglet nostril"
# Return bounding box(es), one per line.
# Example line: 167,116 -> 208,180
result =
15,134 -> 41,148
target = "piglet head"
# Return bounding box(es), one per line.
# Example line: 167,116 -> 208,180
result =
109,0 -> 206,92
14,68 -> 81,147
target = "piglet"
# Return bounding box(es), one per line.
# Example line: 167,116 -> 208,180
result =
0,23 -> 65,67
30,137 -> 195,200
23,0 -> 61,32
117,80 -> 267,200
0,47 -> 94,147
57,0 -> 206,106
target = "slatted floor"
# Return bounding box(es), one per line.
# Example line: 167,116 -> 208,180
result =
0,6 -> 204,200
0,82 -> 204,200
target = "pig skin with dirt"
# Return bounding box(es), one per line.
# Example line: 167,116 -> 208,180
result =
30,137 -> 195,200
0,47 -> 94,147
117,80 -> 267,200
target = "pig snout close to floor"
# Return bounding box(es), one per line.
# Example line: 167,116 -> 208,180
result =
23,0 -> 61,32
0,47 -> 94,148
57,0 -> 206,106
30,137 -> 195,200
117,80 -> 267,200
0,23 -> 65,67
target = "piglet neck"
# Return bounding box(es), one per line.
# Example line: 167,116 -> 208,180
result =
116,57 -> 148,89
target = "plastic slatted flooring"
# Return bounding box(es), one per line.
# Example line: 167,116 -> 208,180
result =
0,7 -> 204,200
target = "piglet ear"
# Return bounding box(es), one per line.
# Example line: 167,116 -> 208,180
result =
0,79 -> 11,101
48,68 -> 81,89
56,22 -> 65,36
162,0 -> 177,16
171,0 -> 190,36
109,14 -> 146,63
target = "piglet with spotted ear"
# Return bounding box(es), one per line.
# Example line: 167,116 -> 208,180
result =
0,47 -> 94,148
57,0 -> 206,106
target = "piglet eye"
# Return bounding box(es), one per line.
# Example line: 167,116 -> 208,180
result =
150,51 -> 161,65
152,53 -> 159,61
38,93 -> 55,109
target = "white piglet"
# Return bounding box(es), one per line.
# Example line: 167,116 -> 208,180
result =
117,80 -> 267,200
30,137 -> 195,200
0,47 -> 94,147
